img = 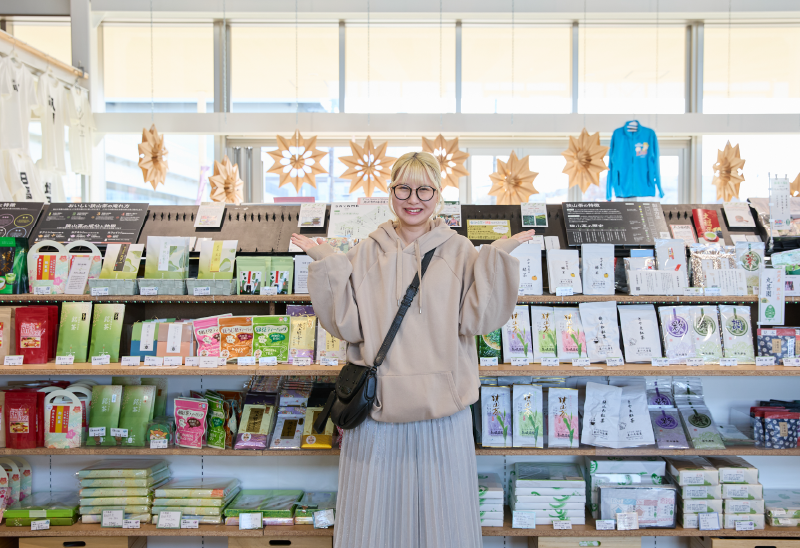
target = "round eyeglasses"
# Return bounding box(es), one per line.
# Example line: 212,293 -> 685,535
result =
391,185 -> 436,202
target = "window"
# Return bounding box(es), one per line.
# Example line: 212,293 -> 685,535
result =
462,25 -> 571,113
345,25 -> 456,113
469,152 -> 570,205
232,25 -> 339,113
104,134 -> 214,204
584,155 -> 681,204
11,22 -> 72,66
704,26 -> 800,113
579,26 -> 685,113
102,24 -> 214,113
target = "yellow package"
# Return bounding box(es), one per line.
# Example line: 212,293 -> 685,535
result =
301,406 -> 334,449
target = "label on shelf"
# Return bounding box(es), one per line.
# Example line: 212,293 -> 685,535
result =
321,358 -> 339,366
721,471 -> 745,483
651,357 -> 669,367
293,357 -> 312,366
102,510 -> 124,528
683,473 -> 705,485
571,358 -> 590,367
683,287 -> 704,296
686,357 -> 705,367
55,356 -> 74,365
123,520 -> 140,529
4,355 -> 23,366
616,512 -> 639,530
238,512 -> 263,530
512,510 -> 536,529
157,511 -> 182,529
199,357 -> 218,368
31,520 -> 49,531
88,427 -> 106,437
259,357 -> 278,366
91,287 -> 109,296
510,357 -> 530,366
140,287 -> 158,296
238,356 -> 256,366
144,356 -> 164,366
704,287 -> 721,296
555,287 -> 574,296
735,521 -> 755,531
698,512 -> 720,531
184,357 -> 199,367
783,357 -> 800,367
756,356 -> 776,366
92,355 -> 110,365
193,286 -> 210,296
719,358 -> 738,367
541,358 -> 560,367
605,357 -> 624,367
33,286 -> 51,295
552,520 -> 572,530
480,357 -> 498,366
150,439 -> 168,449
163,356 -> 182,366
121,356 -> 140,366
110,428 -> 128,437
260,287 -> 278,296
595,520 -> 615,530
180,519 -> 199,529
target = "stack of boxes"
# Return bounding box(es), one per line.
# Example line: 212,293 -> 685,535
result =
510,463 -> 586,526
152,478 -> 241,525
478,473 -> 504,527
667,456 -> 720,529
708,456 -> 765,530
585,457 -> 666,519
765,489 -> 800,526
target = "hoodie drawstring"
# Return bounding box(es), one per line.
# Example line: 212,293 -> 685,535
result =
396,239 -> 403,307
415,240 -> 423,313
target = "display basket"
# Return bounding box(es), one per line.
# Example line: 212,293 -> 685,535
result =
87,279 -> 139,296
136,278 -> 188,295
186,279 -> 236,296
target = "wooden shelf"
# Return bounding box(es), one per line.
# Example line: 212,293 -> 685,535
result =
0,363 -> 343,376
479,362 -> 800,376
0,522 -> 265,537
0,447 -> 341,457
474,446 -> 800,456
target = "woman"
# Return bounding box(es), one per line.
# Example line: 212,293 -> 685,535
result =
291,152 -> 534,548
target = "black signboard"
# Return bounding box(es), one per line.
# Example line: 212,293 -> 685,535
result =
0,202 -> 44,238
30,202 -> 149,244
562,202 -> 669,246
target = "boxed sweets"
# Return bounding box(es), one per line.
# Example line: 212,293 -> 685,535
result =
513,462 -> 585,489
723,499 -> 765,514
706,456 -> 759,484
757,328 -> 796,363
723,513 -> 765,529
765,489 -> 800,522
665,457 -> 719,486
680,484 -> 722,500
77,459 -> 169,479
681,499 -> 723,514
478,473 -> 504,502
79,469 -> 171,488
723,483 -> 763,500
155,478 -> 240,499
224,489 -> 304,526
598,484 -> 678,528
4,491 -> 79,525
294,491 -> 337,525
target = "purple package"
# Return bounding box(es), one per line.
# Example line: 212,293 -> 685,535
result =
286,305 -> 315,317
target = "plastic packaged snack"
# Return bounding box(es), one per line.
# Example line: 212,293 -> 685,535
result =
598,485 -> 677,528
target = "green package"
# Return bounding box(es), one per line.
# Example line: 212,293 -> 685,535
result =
88,304 -> 125,362
236,257 -> 268,295
252,316 -> 290,362
144,236 -> 190,279
4,492 -> 79,518
477,329 -> 503,360
80,505 -> 151,514
155,478 -> 240,499
118,385 -> 156,447
198,240 -> 237,280
100,244 -> 144,280
79,469 -> 171,487
268,256 -> 294,295
79,496 -> 152,505
0,237 -> 28,294
56,302 -> 92,362
77,458 -> 169,478
6,516 -> 78,527
86,385 -> 122,446
142,378 -> 168,417
205,391 -> 226,450
152,506 -> 224,516
224,489 -> 303,518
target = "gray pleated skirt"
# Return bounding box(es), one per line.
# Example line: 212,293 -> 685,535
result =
334,408 -> 481,548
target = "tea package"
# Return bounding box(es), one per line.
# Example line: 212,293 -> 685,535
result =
618,304 -> 661,363
655,239 -> 689,285
251,316 -> 291,362
501,305 -> 532,364
270,406 -> 305,449
5,391 -> 37,449
88,304 -> 125,362
650,409 -> 690,449
175,397 -> 208,449
156,322 -> 194,360
615,385 -> 656,448
219,316 -> 254,360
546,249 -> 582,294
16,307 -> 50,364
689,244 -> 736,287
235,403 -> 274,450
144,236 -> 190,279
688,306 -> 723,364
659,306 -> 694,364
268,257 -> 294,295
582,382 -> 623,448
65,240 -> 103,294
548,387 -> 579,448
100,243 -> 144,279
719,305 -> 755,363
735,241 -> 765,295
205,391 -> 227,450
141,378 -> 168,417
0,237 -> 28,294
316,324 -> 347,363
301,406 -> 334,449
679,405 -> 725,449
581,244 -> 615,295
56,302 -> 92,362
480,386 -> 511,447
198,240 -> 237,280
118,385 -> 156,447
579,301 -> 622,362
288,315 -> 316,364
0,307 -> 14,360
756,328 -> 796,363
43,390 -> 82,449
555,307 -> 586,359
27,240 -> 69,294
130,320 -> 170,359
529,306 -> 557,363
236,257 -> 268,295
512,384 -> 543,448
86,385 -> 122,446
511,243 -> 543,295
477,329 -> 502,362
646,377 -> 674,407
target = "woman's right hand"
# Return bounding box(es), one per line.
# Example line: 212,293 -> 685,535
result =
291,233 -> 326,252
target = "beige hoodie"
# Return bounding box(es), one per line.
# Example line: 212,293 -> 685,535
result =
306,218 -> 521,423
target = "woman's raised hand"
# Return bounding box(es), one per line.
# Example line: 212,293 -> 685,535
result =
291,233 -> 326,252
511,229 -> 536,243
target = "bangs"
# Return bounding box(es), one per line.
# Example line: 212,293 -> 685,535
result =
392,158 -> 440,189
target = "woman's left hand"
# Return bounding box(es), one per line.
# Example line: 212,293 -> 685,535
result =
511,229 -> 536,243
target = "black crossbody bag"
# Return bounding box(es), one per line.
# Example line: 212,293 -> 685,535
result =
314,248 -> 436,433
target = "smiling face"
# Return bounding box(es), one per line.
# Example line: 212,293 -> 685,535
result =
391,178 -> 439,230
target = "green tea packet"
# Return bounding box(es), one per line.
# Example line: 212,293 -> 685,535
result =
477,329 -> 502,361
118,385 -> 156,447
237,257 -> 268,295
0,237 -> 27,294
198,240 -> 237,280
86,385 -> 122,446
56,302 -> 92,362
141,378 -> 168,417
144,236 -> 190,279
268,257 -> 294,294
88,303 -> 125,362
100,243 -> 144,279
252,316 -> 290,362
205,391 -> 227,450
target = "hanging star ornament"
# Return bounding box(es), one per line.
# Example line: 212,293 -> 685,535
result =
137,124 -> 169,190
338,136 -> 396,197
266,130 -> 328,192
421,134 -> 470,189
488,151 -> 539,205
561,128 -> 609,193
712,141 -> 746,202
791,173 -> 800,197
208,155 -> 244,205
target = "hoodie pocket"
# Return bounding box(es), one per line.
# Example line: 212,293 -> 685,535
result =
374,371 -> 465,423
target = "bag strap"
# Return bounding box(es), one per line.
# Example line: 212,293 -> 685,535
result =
372,248 -> 436,368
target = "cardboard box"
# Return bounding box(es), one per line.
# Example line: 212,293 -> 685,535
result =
723,513 -> 765,529
680,484 -> 722,500
666,457 -> 719,486
722,483 -> 763,500
706,456 -> 759,484
723,499 -> 765,514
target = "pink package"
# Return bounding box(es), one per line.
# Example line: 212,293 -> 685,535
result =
194,317 -> 222,357
174,397 -> 208,449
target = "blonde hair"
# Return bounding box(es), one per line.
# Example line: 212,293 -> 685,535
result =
388,152 -> 444,220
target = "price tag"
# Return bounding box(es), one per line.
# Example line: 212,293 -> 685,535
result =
150,439 -> 168,449
184,357 -> 199,366
735,520 -> 755,531
4,355 -> 23,366
31,519 -> 49,530
651,357 -> 670,367
238,356 -> 256,366
783,357 -> 800,367
480,357 -> 498,366
595,519 -> 616,530
320,358 -> 339,366
720,358 -> 738,367
293,357 -> 312,366
55,356 -> 74,365
541,358 -> 560,367
260,287 -> 278,296
238,512 -> 263,530
552,520 -> 572,530
616,512 -> 639,530
511,357 -> 530,366
605,357 -> 624,367
110,428 -> 128,437
686,357 -> 705,367
704,287 -> 721,296
199,357 -> 218,368
91,287 -> 109,296
683,287 -> 704,296
181,519 -> 199,529
157,511 -> 182,529
512,510 -> 536,529
121,356 -> 140,366
698,512 -> 720,531
259,356 -> 278,366
123,520 -> 140,529
555,287 -> 574,296
102,510 -> 124,528
92,355 -> 110,365
33,285 -> 51,295
756,356 -> 776,366
144,356 -> 164,366
140,286 -> 158,296
572,358 -> 590,367
163,356 -> 182,366
88,427 -> 106,437
193,286 -> 211,296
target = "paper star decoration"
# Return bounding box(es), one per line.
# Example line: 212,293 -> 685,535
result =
791,173 -> 800,197
712,141 -> 745,202
266,130 -> 328,192
209,155 -> 244,204
561,129 -> 609,193
339,136 -> 396,197
421,134 -> 470,189
137,124 -> 169,190
488,151 -> 539,205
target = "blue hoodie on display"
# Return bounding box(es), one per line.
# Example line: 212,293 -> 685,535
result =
606,121 -> 663,201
